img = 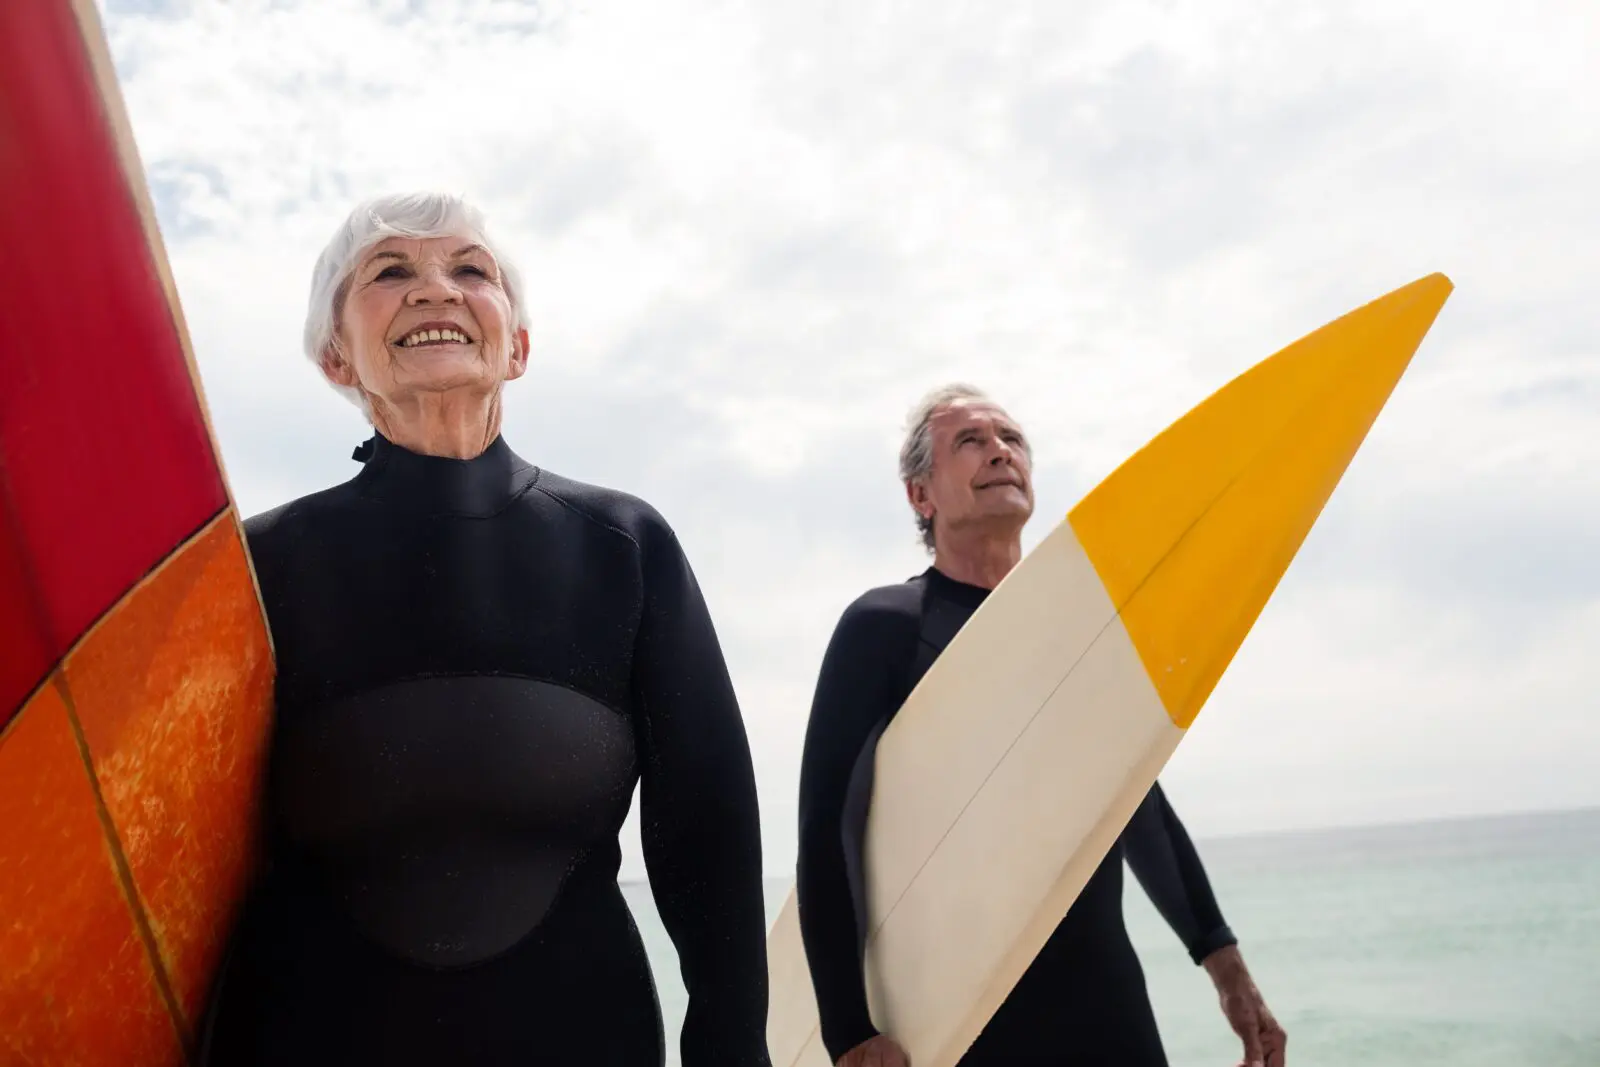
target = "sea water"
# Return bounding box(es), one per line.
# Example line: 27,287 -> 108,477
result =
620,807 -> 1600,1066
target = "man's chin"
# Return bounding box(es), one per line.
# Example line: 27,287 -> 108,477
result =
978,503 -> 1033,529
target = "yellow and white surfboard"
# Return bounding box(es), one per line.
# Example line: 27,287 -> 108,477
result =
765,273 -> 1454,1067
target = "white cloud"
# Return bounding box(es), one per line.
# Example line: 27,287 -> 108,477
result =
101,0 -> 1599,876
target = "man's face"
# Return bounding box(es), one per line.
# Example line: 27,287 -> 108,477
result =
910,398 -> 1035,544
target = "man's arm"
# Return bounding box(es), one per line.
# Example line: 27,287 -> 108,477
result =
795,593 -> 914,1063
1123,782 -> 1285,1067
1121,781 -> 1237,963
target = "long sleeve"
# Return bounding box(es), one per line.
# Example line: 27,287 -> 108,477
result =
1122,781 -> 1238,965
631,520 -> 772,1066
795,592 -> 916,1062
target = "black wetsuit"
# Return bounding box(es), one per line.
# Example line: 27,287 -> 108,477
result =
199,433 -> 771,1067
796,567 -> 1237,1066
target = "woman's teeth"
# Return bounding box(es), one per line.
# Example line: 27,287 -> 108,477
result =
398,328 -> 470,347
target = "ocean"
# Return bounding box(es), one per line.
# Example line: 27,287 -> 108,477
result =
620,807 -> 1600,1066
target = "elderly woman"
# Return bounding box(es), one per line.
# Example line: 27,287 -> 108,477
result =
199,193 -> 772,1066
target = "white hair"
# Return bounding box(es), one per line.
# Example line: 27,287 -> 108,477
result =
302,191 -> 531,415
898,382 -> 1030,552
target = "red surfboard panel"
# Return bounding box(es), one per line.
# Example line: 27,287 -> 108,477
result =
0,503 -> 53,727
0,0 -> 228,729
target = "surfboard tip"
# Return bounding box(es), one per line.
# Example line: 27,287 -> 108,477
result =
1068,271 -> 1454,729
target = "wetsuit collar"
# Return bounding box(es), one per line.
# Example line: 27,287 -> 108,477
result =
923,565 -> 991,610
351,431 -> 538,517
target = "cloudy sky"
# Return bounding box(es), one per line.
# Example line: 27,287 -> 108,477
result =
98,0 -> 1597,878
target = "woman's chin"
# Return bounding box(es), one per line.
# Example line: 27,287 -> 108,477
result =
396,362 -> 503,396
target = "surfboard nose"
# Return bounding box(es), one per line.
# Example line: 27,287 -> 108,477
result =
1067,272 -> 1454,729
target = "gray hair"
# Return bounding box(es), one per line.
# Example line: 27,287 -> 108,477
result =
302,192 -> 531,415
898,382 -> 994,552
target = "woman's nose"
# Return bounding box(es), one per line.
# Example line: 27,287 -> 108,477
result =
407,269 -> 463,304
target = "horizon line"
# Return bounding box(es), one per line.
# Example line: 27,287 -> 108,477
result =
616,800 -> 1600,886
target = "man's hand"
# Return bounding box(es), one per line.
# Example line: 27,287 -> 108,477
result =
836,1034 -> 911,1067
1202,945 -> 1286,1067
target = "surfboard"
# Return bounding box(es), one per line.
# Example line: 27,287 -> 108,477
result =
0,1 -> 276,1064
766,273 -> 1454,1066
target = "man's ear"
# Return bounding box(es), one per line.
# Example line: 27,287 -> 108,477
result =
905,478 -> 934,520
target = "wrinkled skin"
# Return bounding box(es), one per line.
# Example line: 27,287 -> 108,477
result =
322,233 -> 529,459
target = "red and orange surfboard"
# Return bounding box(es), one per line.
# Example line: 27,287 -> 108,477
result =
1,1 -> 276,1064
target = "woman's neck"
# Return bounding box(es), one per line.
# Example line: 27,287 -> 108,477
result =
367,390 -> 504,460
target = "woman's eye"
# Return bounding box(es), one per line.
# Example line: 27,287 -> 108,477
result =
456,265 -> 488,278
375,265 -> 408,280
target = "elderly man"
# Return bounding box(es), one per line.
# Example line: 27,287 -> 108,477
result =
794,383 -> 1286,1067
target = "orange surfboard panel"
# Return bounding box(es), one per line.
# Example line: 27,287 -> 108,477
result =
63,514 -> 276,1032
0,684 -> 185,1067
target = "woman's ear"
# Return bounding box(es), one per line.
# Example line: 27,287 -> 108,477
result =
506,326 -> 531,380
320,342 -> 357,387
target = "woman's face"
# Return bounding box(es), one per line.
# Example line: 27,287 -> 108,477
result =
324,233 -> 528,410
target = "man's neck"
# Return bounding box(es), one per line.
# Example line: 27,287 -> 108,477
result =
931,531 -> 1023,591
368,390 -> 504,460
